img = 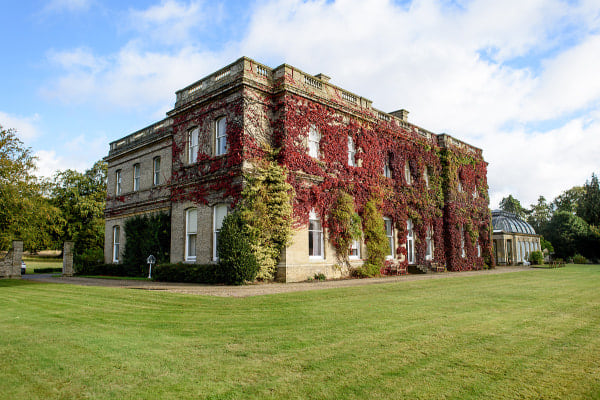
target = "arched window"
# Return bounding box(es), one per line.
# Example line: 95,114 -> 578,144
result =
185,208 -> 197,262
216,117 -> 227,156
407,219 -> 415,264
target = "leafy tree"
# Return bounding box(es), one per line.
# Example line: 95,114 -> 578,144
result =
499,194 -> 527,219
0,125 -> 61,251
544,211 -> 590,259
577,173 -> 600,227
217,210 -> 259,285
553,186 -> 584,214
527,196 -> 552,234
51,160 -> 107,254
123,213 -> 171,272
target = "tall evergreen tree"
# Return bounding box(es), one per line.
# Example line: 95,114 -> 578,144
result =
527,196 -> 552,235
578,173 -> 600,226
499,194 -> 527,219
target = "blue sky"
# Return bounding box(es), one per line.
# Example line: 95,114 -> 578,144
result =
1,0 -> 599,208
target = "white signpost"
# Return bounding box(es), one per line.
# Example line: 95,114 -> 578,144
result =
147,255 -> 156,279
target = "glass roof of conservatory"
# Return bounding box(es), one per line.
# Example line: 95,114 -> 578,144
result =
491,210 -> 536,235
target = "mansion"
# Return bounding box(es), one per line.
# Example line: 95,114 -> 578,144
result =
104,57 -> 493,282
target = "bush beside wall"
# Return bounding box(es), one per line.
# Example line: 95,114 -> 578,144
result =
152,263 -> 223,284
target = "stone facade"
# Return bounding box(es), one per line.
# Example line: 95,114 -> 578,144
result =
105,57 -> 492,282
0,241 -> 23,279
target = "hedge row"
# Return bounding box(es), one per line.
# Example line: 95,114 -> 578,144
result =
151,263 -> 223,284
74,263 -> 148,277
33,267 -> 63,273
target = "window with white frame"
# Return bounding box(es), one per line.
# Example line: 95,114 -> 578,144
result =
384,217 -> 394,258
460,226 -> 466,258
423,167 -> 429,189
153,157 -> 161,186
188,128 -> 199,163
185,208 -> 197,262
347,135 -> 356,166
407,219 -> 415,264
404,162 -> 412,185
133,163 -> 140,191
308,125 -> 320,159
425,225 -> 434,261
458,180 -> 463,193
115,170 -> 122,195
384,162 -> 392,178
112,226 -> 120,263
213,204 -> 228,261
308,209 -> 324,258
216,117 -> 227,156
477,242 -> 482,257
349,239 -> 360,259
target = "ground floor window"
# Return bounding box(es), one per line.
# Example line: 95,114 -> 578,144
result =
384,217 -> 394,259
460,226 -> 466,258
185,208 -> 197,262
425,225 -> 434,261
349,239 -> 360,259
309,209 -> 323,259
407,219 -> 415,264
112,226 -> 120,263
213,204 -> 228,261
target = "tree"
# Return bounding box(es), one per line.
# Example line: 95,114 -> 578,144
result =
217,210 -> 259,285
356,197 -> 387,277
553,186 -> 585,214
499,194 -> 527,219
578,173 -> 600,227
527,196 -> 552,235
544,211 -> 590,259
51,160 -> 107,255
0,125 -> 62,251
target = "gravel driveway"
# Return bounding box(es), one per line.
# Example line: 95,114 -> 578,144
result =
23,266 -> 534,297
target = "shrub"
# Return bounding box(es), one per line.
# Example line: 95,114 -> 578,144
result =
123,213 -> 170,271
528,251 -> 543,265
355,198 -> 387,277
314,272 -> 326,281
152,263 -> 223,284
218,211 -> 259,285
573,254 -> 588,264
73,248 -> 103,271
328,191 -> 362,267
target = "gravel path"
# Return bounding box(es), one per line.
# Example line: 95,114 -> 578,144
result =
23,266 -> 535,297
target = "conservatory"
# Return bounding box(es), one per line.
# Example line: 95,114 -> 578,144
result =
492,210 -> 541,265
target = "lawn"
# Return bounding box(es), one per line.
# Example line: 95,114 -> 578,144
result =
22,255 -> 62,274
1,266 -> 599,399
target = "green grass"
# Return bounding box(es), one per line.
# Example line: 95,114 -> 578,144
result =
2,265 -> 600,399
22,256 -> 62,274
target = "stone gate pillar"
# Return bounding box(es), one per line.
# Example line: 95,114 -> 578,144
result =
63,241 -> 74,277
12,241 -> 23,278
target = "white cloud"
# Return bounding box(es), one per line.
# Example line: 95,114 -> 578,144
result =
0,111 -> 41,142
39,0 -> 600,207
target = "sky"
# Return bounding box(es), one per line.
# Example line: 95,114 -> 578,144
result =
1,0 -> 599,209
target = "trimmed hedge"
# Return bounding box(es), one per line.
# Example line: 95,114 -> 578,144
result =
75,263 -> 148,277
152,263 -> 223,284
34,267 -> 63,273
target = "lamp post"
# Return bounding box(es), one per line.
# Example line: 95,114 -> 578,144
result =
147,255 -> 156,279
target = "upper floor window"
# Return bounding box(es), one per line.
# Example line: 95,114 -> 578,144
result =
347,136 -> 356,166
188,128 -> 199,163
457,180 -> 463,193
404,162 -> 412,185
308,125 -> 320,159
308,209 -> 323,259
423,167 -> 429,189
185,208 -> 197,262
153,157 -> 161,186
112,226 -> 120,263
115,170 -> 122,195
425,225 -> 434,261
407,219 -> 415,264
133,163 -> 140,191
384,217 -> 394,259
216,117 -> 227,156
213,203 -> 228,261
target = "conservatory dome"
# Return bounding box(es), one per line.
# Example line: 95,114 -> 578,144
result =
491,210 -> 536,235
